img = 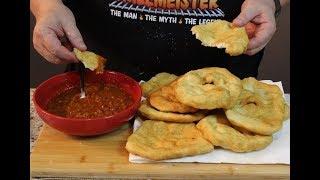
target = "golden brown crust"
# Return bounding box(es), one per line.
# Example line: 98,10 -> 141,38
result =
149,80 -> 198,113
140,72 -> 178,97
174,67 -> 242,110
138,100 -> 207,123
215,110 -> 255,135
126,120 -> 214,160
191,20 -> 249,56
73,48 -> 106,74
225,77 -> 288,135
196,115 -> 273,152
129,67 -> 288,158
95,56 -> 106,74
283,102 -> 290,121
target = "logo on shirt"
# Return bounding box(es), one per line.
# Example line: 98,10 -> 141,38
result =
121,0 -> 218,10
108,0 -> 225,25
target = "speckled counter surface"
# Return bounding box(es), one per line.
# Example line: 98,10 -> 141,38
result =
30,88 -> 43,153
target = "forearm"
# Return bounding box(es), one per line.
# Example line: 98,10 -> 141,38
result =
30,0 -> 64,19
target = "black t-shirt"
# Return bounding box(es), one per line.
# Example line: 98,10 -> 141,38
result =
64,0 -> 263,81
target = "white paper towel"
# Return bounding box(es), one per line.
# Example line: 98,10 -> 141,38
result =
129,81 -> 290,164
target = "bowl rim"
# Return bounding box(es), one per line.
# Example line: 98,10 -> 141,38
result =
33,70 -> 142,122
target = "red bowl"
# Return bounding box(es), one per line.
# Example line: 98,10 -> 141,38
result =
33,70 -> 142,136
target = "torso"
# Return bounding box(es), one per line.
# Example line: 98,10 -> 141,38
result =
65,0 -> 264,80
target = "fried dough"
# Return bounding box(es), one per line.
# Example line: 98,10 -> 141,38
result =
141,72 -> 178,97
73,48 -> 106,74
196,115 -> 273,152
149,80 -> 198,113
138,101 -> 207,123
225,77 -> 288,135
174,67 -> 242,109
126,120 -> 214,160
191,20 -> 249,56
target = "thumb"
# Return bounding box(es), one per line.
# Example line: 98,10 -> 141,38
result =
63,22 -> 87,51
233,8 -> 259,27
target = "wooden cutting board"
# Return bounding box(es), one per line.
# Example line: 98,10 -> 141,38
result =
31,123 -> 290,179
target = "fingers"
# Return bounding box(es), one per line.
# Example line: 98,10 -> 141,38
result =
33,42 -> 64,64
245,42 -> 268,56
233,0 -> 277,56
233,6 -> 259,27
62,22 -> 87,51
33,24 -> 78,63
248,24 -> 275,49
245,22 -> 275,56
245,22 -> 256,39
33,27 -> 62,64
41,28 -> 78,62
246,12 -> 276,54
32,2 -> 87,64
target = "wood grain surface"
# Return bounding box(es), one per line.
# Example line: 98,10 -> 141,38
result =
31,123 -> 289,179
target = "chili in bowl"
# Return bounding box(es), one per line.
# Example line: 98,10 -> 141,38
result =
33,70 -> 142,136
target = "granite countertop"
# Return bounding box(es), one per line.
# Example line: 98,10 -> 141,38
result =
30,88 -> 43,152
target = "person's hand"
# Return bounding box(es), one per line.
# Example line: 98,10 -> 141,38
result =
233,0 -> 276,56
32,1 -> 86,64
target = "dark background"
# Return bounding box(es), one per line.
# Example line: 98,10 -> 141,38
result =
30,5 -> 290,92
